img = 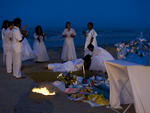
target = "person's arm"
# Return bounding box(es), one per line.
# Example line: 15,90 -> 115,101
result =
19,36 -> 24,42
14,30 -> 24,42
62,29 -> 67,37
34,33 -> 40,42
90,37 -> 94,44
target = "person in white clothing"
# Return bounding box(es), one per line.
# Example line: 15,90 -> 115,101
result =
33,25 -> 49,62
21,29 -> 35,61
84,44 -> 114,72
1,20 -> 9,65
4,21 -> 14,73
61,22 -> 77,61
12,18 -> 24,78
83,22 -> 98,49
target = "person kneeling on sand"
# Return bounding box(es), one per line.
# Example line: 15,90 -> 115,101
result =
84,44 -> 114,72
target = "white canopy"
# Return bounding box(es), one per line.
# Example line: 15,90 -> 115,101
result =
128,66 -> 150,113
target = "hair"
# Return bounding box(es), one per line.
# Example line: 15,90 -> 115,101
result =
2,20 -> 9,29
65,21 -> 71,28
8,21 -> 13,27
35,25 -> 43,36
87,44 -> 94,50
88,22 -> 94,28
13,18 -> 21,26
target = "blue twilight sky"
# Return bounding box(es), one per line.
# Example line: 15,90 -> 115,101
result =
0,0 -> 150,30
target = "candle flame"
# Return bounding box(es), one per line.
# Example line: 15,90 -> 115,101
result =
32,87 -> 56,96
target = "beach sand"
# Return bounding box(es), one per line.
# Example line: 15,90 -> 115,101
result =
0,46 -> 135,113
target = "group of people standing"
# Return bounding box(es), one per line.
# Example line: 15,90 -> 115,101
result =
1,18 -> 114,78
61,22 -> 98,61
1,18 -> 49,78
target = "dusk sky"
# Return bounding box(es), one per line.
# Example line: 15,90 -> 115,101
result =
0,0 -> 150,30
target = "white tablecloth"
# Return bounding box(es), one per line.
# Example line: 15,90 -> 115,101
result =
128,66 -> 150,113
105,60 -> 138,109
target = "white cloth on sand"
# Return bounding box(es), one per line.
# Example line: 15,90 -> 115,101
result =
22,38 -> 35,61
84,29 -> 98,49
48,59 -> 84,72
85,47 -> 114,72
33,33 -> 49,62
61,28 -> 77,61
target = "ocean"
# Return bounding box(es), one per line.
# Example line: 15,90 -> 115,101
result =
1,29 -> 150,49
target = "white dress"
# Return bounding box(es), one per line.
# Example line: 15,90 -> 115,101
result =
33,33 -> 49,62
84,29 -> 98,49
22,38 -> 35,61
61,28 -> 77,61
85,47 -> 114,72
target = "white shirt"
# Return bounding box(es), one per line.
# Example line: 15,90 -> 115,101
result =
12,26 -> 23,53
85,29 -> 98,49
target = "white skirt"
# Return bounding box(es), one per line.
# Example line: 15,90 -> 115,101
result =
22,38 -> 35,61
61,38 -> 77,61
90,48 -> 114,72
33,40 -> 49,62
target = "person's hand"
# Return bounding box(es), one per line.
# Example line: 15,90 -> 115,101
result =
43,33 -> 46,38
71,34 -> 75,38
21,30 -> 28,37
62,35 -> 67,37
82,31 -> 86,37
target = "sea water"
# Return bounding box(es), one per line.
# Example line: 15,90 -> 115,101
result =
0,29 -> 150,49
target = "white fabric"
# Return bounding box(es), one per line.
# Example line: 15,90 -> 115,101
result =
5,28 -> 13,73
105,60 -> 136,109
85,47 -> 114,72
1,28 -> 7,65
128,66 -> 150,113
33,33 -> 49,62
12,26 -> 22,53
61,28 -> 77,61
12,26 -> 23,77
12,51 -> 22,77
48,59 -> 84,72
84,29 -> 97,49
1,28 -> 7,53
22,38 -> 35,61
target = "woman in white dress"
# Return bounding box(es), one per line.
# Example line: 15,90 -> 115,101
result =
1,20 -> 9,65
21,30 -> 35,61
61,22 -> 77,61
83,22 -> 98,49
33,25 -> 49,62
85,44 -> 114,72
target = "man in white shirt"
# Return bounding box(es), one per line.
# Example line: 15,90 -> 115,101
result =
4,21 -> 13,73
12,18 -> 24,78
83,22 -> 98,49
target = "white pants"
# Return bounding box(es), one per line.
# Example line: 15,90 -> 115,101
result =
6,51 -> 13,73
13,51 -> 22,77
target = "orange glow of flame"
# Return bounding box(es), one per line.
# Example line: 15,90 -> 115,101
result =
32,87 -> 56,96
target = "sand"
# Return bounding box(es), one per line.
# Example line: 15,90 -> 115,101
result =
0,46 -> 135,113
